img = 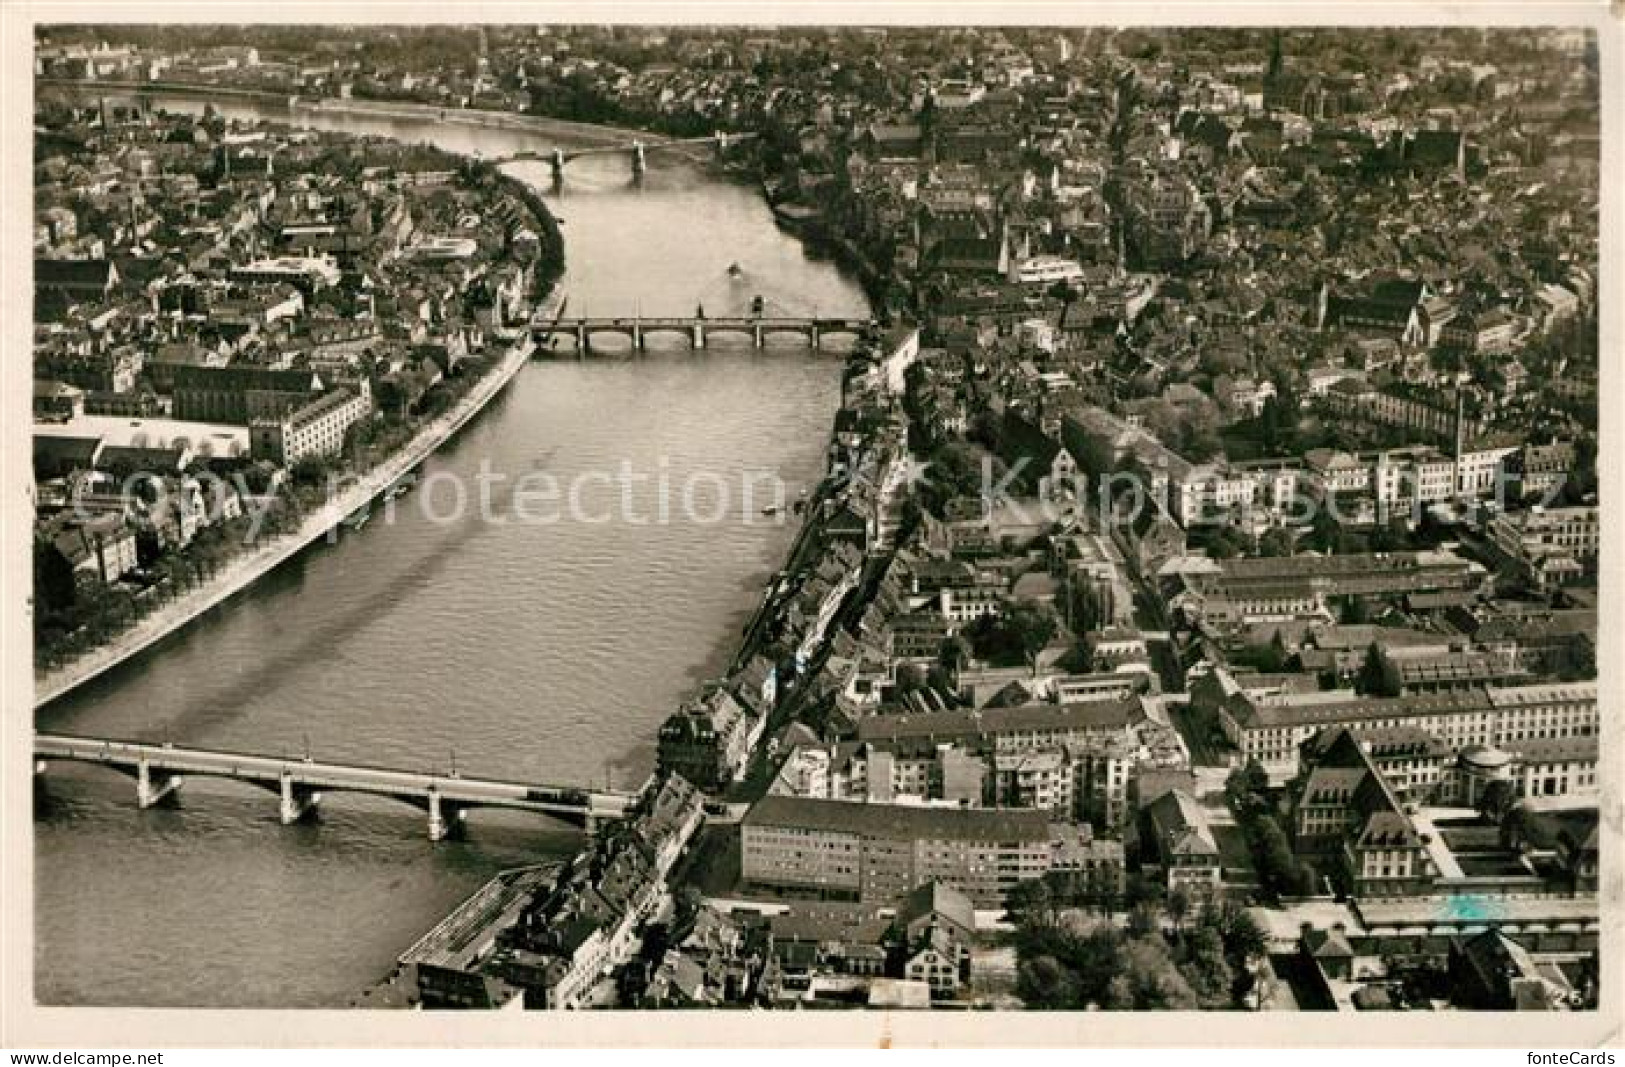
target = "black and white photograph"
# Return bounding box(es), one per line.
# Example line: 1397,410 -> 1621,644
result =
2,1 -> 1620,1050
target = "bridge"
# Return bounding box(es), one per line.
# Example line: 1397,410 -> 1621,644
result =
33,733 -> 640,839
496,130 -> 757,181
533,314 -> 875,354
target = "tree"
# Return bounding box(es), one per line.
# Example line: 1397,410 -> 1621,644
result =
1239,758 -> 1270,796
1047,279 -> 1079,304
1123,870 -> 1163,912
1007,600 -> 1058,668
33,534 -> 77,615
1176,924 -> 1235,1008
893,663 -> 927,695
1060,926 -> 1127,1006
1056,641 -> 1093,675
1206,529 -> 1241,560
1257,393 -> 1298,454
1369,515 -> 1412,552
1356,642 -> 1403,697
1165,886 -> 1193,935
937,634 -> 973,672
1017,955 -> 1079,1009
1066,581 -> 1106,635
1232,634 -> 1288,674
919,441 -> 997,517
1105,937 -> 1200,1010
1246,813 -> 1303,899
1096,877 -> 1123,920
967,600 -> 1058,669
1477,778 -> 1517,827
1182,414 -> 1225,464
1126,901 -> 1161,939
1559,435 -> 1598,504
1258,526 -> 1296,558
1499,798 -> 1536,853
1289,859 -> 1321,898
1267,629 -> 1290,672
1006,876 -> 1058,929
1212,901 -> 1268,969
1224,763 -> 1259,815
290,455 -> 333,488
1074,433 -> 1116,487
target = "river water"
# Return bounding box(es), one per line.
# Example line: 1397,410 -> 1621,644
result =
33,99 -> 866,1007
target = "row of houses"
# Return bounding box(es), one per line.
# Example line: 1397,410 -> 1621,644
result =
653,330 -> 921,792
636,880 -> 985,1007
1162,548 -> 1487,629
1216,678 -> 1598,776
419,775 -> 705,1010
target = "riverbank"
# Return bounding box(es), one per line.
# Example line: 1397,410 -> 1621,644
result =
33,321 -> 546,710
799,226 -> 901,323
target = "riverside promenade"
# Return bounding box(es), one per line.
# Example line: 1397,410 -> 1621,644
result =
33,310 -> 550,709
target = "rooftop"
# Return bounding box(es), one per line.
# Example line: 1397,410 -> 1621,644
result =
744,795 -> 1051,843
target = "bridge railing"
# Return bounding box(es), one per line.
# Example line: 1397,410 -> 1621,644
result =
34,733 -> 637,830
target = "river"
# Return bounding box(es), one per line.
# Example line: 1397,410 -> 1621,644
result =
33,97 -> 867,1007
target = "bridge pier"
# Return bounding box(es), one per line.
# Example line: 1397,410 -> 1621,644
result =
279,773 -> 320,824
532,315 -> 876,361
631,141 -> 646,178
550,148 -> 565,185
136,759 -> 181,809
426,790 -> 466,842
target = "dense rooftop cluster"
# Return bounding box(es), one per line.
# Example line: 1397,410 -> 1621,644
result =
31,95 -> 561,667
37,24 -> 1602,1014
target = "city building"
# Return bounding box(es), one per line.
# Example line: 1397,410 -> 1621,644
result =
1220,680 -> 1597,774
740,794 -> 1052,907
1141,788 -> 1222,892
656,688 -> 762,792
248,383 -> 372,465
